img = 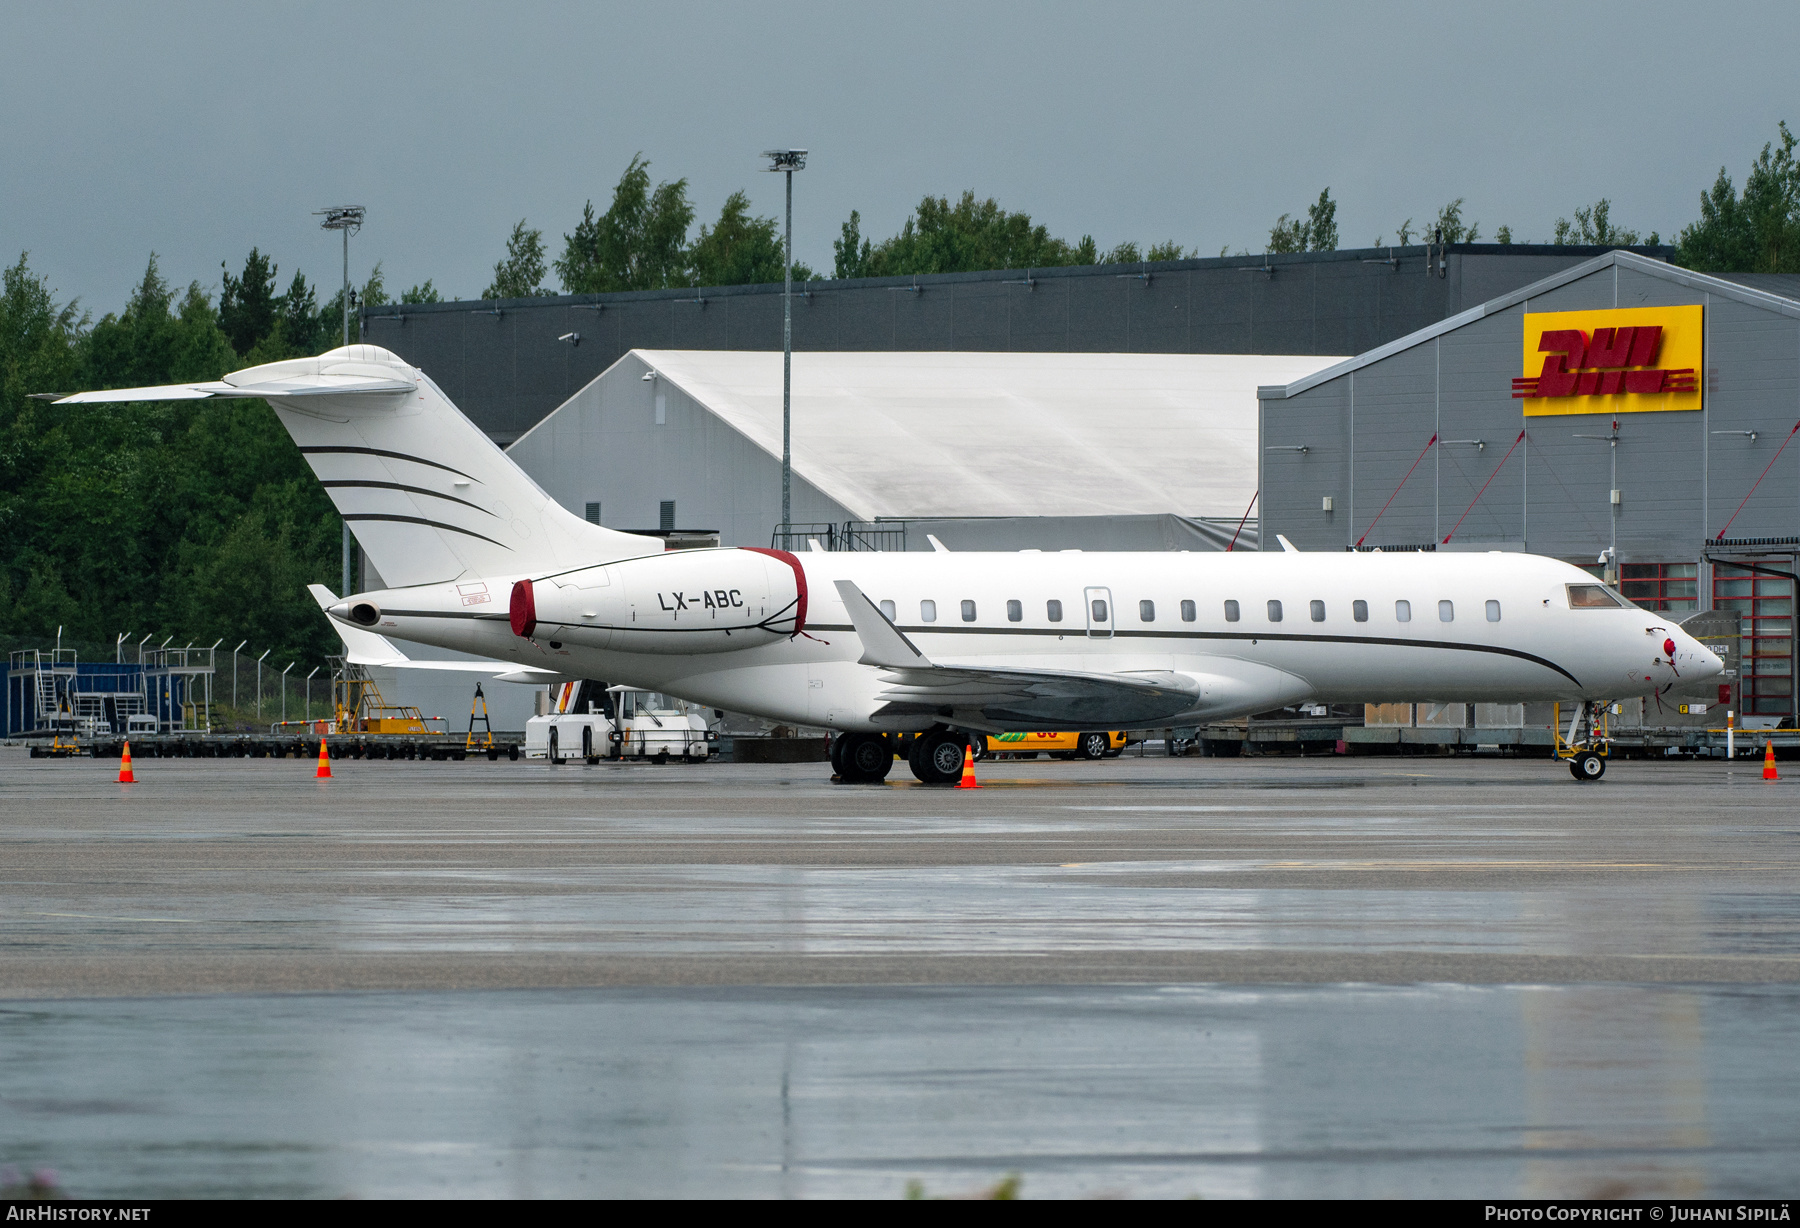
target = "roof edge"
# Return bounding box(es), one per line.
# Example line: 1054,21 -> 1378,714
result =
1258,250 -> 1800,401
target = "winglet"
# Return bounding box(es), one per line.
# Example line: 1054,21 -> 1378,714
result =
834,580 -> 932,670
1277,534 -> 1299,553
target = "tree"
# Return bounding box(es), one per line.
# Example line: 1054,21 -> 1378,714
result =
834,210 -> 871,279
555,154 -> 695,293
1267,215 -> 1307,253
401,279 -> 441,304
484,220 -> 552,300
1553,198 -> 1652,247
688,191 -> 785,287
1306,189 -> 1338,251
1430,199 -> 1479,244
1676,121 -> 1800,272
1495,225 -> 1514,244
855,191 -> 1094,277
219,248 -> 278,356
1267,189 -> 1338,252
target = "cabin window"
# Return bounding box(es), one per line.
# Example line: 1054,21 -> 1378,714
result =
1091,598 -> 1109,622
1267,599 -> 1283,622
1396,600 -> 1411,622
921,599 -> 937,622
1047,599 -> 1063,622
1224,600 -> 1240,622
879,599 -> 896,621
1180,599 -> 1196,622
1439,600 -> 1454,622
1006,599 -> 1022,622
1353,600 -> 1368,622
961,599 -> 977,622
1140,600 -> 1155,622
1567,584 -> 1626,609
1486,599 -> 1501,622
1310,600 -> 1325,622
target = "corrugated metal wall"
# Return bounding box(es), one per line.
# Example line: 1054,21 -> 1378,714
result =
367,245 -> 1646,444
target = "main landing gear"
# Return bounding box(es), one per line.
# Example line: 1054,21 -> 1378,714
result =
909,727 -> 970,786
831,731 -> 896,784
1556,700 -> 1611,783
826,726 -> 975,786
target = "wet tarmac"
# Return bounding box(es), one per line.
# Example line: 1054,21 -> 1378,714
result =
2,748 -> 1798,1196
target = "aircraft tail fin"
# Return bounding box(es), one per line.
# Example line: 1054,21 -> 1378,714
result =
62,346 -> 663,588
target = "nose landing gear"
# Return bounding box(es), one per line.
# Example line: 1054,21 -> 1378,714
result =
1556,700 -> 1611,783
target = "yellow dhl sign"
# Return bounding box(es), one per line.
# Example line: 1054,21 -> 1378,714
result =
1514,304 -> 1702,416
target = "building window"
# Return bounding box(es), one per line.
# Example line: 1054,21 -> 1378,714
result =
1396,600 -> 1411,622
1140,600 -> 1155,622
1309,600 -> 1325,622
660,501 -> 675,531
1224,600 -> 1240,622
879,599 -> 896,621
1620,562 -> 1700,614
1486,599 -> 1501,622
1439,600 -> 1454,622
1047,599 -> 1063,622
961,599 -> 976,622
921,599 -> 937,622
1180,600 -> 1196,622
1716,562 -> 1793,717
1267,599 -> 1283,622
1006,599 -> 1022,622
584,502 -> 601,525
1353,600 -> 1368,622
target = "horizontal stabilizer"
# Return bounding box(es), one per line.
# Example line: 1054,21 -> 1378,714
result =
56,375 -> 416,404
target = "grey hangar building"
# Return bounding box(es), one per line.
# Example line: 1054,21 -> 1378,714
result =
357,244 -> 1800,734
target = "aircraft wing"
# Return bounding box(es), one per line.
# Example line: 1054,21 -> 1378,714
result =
308,584 -> 561,680
833,580 -> 1204,729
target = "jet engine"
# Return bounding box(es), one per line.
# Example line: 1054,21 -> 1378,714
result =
512,547 -> 805,654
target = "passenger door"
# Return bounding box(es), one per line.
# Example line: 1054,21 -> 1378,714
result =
1084,586 -> 1114,639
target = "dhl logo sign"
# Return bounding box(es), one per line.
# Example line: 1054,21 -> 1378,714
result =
1513,305 -> 1702,416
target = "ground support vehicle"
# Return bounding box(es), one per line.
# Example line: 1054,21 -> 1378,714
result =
524,682 -> 718,764
980,730 -> 1127,760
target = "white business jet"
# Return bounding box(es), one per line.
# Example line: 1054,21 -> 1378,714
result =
61,345 -> 1722,784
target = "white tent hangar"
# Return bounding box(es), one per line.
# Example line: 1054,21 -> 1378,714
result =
506,349 -> 1342,552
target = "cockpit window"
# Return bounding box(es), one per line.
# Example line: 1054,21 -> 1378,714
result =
1567,584 -> 1627,609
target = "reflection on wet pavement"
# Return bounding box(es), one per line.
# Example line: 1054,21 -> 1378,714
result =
2,984 -> 1795,1199
5,752 -> 1800,1196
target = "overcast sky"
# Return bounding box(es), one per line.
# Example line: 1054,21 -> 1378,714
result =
4,1 -> 1794,316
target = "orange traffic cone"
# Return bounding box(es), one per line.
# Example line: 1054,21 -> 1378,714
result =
316,737 -> 332,779
956,743 -> 980,789
1764,741 -> 1778,781
117,740 -> 135,784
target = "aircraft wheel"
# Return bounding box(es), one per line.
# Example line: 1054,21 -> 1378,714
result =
829,733 -> 849,777
1570,752 -> 1606,781
840,733 -> 894,783
910,729 -> 967,785
1078,731 -> 1109,760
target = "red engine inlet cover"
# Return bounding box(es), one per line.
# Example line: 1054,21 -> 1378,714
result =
509,579 -> 537,638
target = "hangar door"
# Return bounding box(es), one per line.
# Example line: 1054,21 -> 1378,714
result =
1713,560 -> 1795,720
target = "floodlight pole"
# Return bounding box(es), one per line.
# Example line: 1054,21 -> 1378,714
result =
762,150 -> 807,537
317,206 -> 366,595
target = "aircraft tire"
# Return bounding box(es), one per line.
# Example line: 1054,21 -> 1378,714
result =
840,733 -> 894,783
829,733 -> 849,777
1078,732 -> 1109,760
1570,752 -> 1606,781
911,729 -> 967,785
